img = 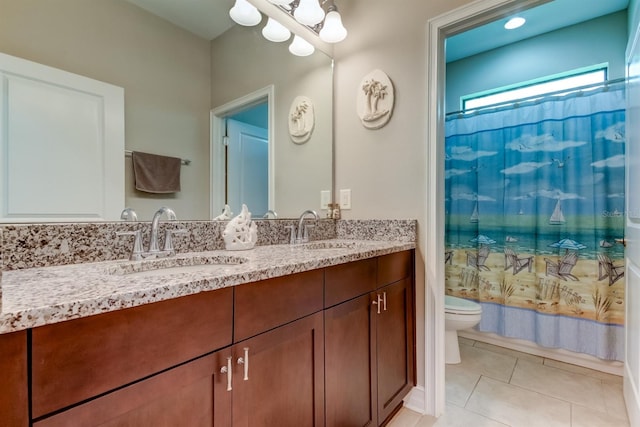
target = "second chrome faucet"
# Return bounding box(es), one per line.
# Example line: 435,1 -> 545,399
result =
286,209 -> 319,244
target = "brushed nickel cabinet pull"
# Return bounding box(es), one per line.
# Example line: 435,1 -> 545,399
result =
220,356 -> 233,391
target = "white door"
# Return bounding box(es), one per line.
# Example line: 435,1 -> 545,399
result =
0,52 -> 124,221
226,119 -> 268,217
624,19 -> 640,426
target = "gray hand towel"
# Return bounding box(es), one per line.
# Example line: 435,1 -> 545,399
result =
132,151 -> 181,193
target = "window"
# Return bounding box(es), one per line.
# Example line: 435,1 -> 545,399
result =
461,64 -> 608,111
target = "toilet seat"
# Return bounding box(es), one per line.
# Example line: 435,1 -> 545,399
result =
445,295 -> 482,315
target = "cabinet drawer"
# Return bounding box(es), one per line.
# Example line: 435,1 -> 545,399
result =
32,287 -> 233,419
234,269 -> 324,341
324,258 -> 377,307
33,351 -> 230,427
377,250 -> 413,287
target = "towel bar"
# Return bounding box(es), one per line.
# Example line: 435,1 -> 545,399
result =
125,150 -> 191,166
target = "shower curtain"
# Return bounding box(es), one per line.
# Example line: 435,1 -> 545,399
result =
444,84 -> 625,361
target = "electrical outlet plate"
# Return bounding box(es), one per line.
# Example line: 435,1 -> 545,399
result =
340,189 -> 351,210
320,190 -> 331,209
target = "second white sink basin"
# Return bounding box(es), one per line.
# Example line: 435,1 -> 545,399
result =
108,254 -> 247,277
298,241 -> 360,250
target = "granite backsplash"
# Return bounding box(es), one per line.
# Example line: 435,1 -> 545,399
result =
0,219 -> 416,271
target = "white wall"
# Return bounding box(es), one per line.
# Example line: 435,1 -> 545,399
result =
210,24 -> 333,218
0,0 -> 212,221
446,11 -> 628,112
333,0 -> 474,393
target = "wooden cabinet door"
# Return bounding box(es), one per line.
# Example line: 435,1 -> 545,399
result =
375,278 -> 414,424
232,312 -> 324,427
34,350 -> 232,427
325,293 -> 377,427
0,330 -> 28,426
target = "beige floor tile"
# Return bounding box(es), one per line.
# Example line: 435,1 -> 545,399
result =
386,407 -> 422,427
458,336 -> 475,346
445,364 -> 481,406
571,403 -> 630,427
543,358 -> 623,384
510,359 -> 606,413
428,403 -> 508,427
473,341 -> 544,364
455,344 -> 517,383
601,380 -> 629,419
466,377 -> 571,427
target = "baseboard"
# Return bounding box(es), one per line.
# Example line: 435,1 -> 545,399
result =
459,330 -> 624,376
624,367 -> 640,427
403,386 -> 426,414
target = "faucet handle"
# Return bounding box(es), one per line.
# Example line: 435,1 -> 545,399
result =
284,225 -> 296,245
163,229 -> 189,253
302,224 -> 315,243
117,230 -> 143,261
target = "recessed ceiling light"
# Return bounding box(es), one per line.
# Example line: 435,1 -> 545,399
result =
504,17 -> 526,30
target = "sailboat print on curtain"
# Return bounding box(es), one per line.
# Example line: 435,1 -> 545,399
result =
549,198 -> 566,225
444,84 -> 626,361
470,202 -> 479,223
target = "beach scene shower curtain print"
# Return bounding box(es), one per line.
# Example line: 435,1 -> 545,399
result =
444,85 -> 625,360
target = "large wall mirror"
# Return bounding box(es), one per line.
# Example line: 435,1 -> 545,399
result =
0,0 -> 333,221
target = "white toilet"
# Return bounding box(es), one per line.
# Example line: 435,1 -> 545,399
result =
445,295 -> 482,364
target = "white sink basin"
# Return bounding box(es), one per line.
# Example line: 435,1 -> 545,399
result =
298,241 -> 360,250
108,254 -> 247,278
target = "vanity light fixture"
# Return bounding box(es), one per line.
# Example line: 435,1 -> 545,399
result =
267,0 -> 294,6
289,35 -> 315,56
504,16 -> 526,30
293,0 -> 325,26
318,3 -> 347,43
229,0 -> 262,26
262,17 -> 291,42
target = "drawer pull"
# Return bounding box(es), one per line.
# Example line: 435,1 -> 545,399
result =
220,356 -> 233,391
237,347 -> 250,380
382,291 -> 387,312
372,294 -> 383,315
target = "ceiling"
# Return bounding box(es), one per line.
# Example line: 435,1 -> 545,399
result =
446,0 -> 629,62
125,0 -> 630,60
126,0 -> 236,40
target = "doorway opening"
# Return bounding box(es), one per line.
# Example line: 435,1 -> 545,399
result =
211,85 -> 275,219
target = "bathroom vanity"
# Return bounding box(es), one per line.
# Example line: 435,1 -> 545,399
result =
0,241 -> 414,426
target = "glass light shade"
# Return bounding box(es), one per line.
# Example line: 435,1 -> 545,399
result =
267,0 -> 293,5
229,0 -> 262,26
293,0 -> 325,26
319,10 -> 347,43
504,17 -> 526,30
289,35 -> 315,56
262,18 -> 291,42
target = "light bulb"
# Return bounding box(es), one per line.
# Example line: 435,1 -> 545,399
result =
504,17 -> 525,30
289,35 -> 315,56
262,18 -> 291,42
319,10 -> 347,43
229,0 -> 262,27
293,0 -> 325,26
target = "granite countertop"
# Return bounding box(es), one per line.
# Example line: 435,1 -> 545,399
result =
0,239 -> 415,334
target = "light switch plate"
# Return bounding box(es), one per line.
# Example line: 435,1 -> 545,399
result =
320,190 -> 331,209
340,189 -> 351,210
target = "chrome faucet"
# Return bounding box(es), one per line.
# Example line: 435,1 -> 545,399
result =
149,206 -> 176,253
263,209 -> 278,219
294,209 -> 318,244
120,207 -> 138,221
118,206 -> 187,260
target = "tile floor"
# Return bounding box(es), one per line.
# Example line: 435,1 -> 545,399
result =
387,337 -> 629,427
